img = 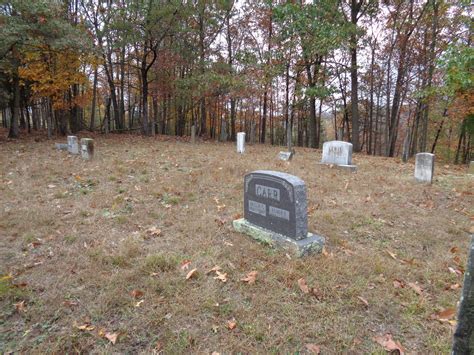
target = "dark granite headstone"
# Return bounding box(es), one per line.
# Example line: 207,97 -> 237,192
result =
234,170 -> 324,257
244,170 -> 307,240
452,235 -> 474,354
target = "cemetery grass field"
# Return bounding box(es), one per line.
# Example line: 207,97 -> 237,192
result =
1,133 -> 473,353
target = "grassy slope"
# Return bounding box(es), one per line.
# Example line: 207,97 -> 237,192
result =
0,134 -> 472,353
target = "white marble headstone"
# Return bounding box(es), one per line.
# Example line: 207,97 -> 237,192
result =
414,153 -> 434,183
237,132 -> 245,154
321,141 -> 354,166
67,136 -> 79,155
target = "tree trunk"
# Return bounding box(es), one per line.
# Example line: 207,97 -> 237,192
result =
90,67 -> 98,131
8,69 -> 20,138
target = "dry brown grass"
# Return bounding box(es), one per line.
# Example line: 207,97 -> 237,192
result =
0,133 -> 472,353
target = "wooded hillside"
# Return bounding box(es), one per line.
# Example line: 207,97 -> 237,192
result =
0,0 -> 472,162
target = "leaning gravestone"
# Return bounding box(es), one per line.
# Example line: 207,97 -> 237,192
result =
452,235 -> 474,354
414,152 -> 434,183
233,170 -> 325,257
319,141 -> 356,171
80,138 -> 94,160
67,136 -> 79,155
237,132 -> 245,154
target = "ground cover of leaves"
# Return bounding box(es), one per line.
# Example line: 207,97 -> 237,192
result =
0,133 -> 472,353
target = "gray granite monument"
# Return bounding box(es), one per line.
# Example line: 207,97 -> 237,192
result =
414,152 -> 434,183
80,138 -> 94,160
67,135 -> 79,155
233,170 -> 324,257
452,235 -> 474,353
319,141 -> 356,171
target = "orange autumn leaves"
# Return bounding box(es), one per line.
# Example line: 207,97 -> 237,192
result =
180,260 -> 258,285
18,48 -> 91,110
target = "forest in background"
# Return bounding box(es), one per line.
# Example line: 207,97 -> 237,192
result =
0,0 -> 472,162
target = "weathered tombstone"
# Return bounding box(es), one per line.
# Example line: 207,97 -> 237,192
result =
279,125 -> 295,161
452,235 -> 474,354
80,138 -> 94,160
55,143 -> 68,151
319,140 -> 356,171
469,161 -> 474,175
67,136 -> 79,155
414,152 -> 434,183
278,151 -> 294,161
237,132 -> 245,154
191,125 -> 196,144
233,170 -> 325,257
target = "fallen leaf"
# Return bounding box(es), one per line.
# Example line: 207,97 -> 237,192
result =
146,226 -> 162,237
131,289 -> 144,299
453,255 -> 461,266
357,296 -> 369,307
180,260 -> 192,270
400,258 -> 417,266
206,265 -> 222,274
63,300 -> 78,307
241,271 -> 258,284
155,341 -> 163,351
298,278 -> 310,294
408,282 -> 423,296
448,266 -> 463,276
214,270 -> 228,283
226,319 -> 237,330
186,268 -> 198,280
446,283 -> 461,290
386,250 -> 398,260
393,279 -> 405,289
305,343 -> 321,353
76,323 -> 95,331
14,300 -> 26,312
430,308 -> 456,322
373,333 -> 405,354
105,332 -> 119,344
311,287 -> 324,300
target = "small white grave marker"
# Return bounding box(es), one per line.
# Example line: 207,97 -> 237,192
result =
237,132 -> 245,154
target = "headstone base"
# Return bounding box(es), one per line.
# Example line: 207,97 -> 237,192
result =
233,218 -> 325,257
55,143 -> 68,151
317,162 -> 357,172
278,151 -> 294,161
